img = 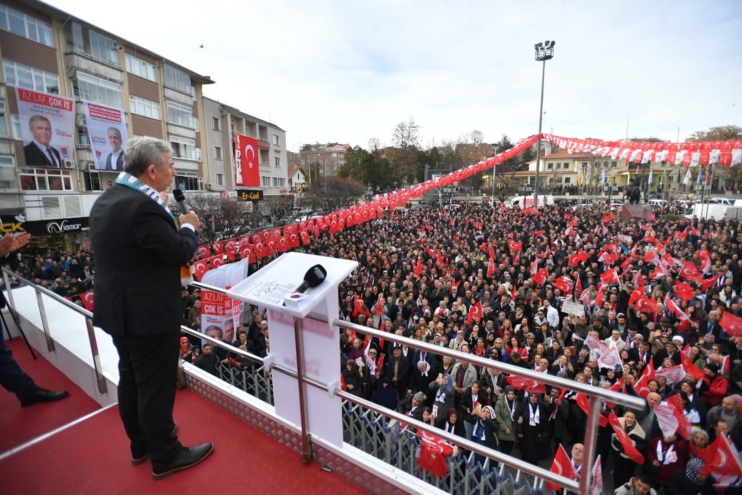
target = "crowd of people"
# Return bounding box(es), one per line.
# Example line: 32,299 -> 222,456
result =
6,199 -> 742,494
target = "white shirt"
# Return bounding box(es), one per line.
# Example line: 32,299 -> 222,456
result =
33,139 -> 59,167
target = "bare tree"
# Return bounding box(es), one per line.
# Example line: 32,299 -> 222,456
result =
176,194 -> 258,242
299,177 -> 366,212
392,118 -> 421,149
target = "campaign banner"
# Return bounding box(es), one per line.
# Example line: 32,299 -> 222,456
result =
200,290 -> 237,345
82,101 -> 128,171
17,88 -> 74,168
233,132 -> 260,187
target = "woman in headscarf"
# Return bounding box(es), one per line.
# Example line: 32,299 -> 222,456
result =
667,430 -> 715,495
610,410 -> 647,487
343,360 -> 363,397
441,407 -> 465,439
494,386 -> 519,455
515,392 -> 554,465
429,373 -> 456,427
179,336 -> 193,362
471,405 -> 499,467
459,381 -> 483,440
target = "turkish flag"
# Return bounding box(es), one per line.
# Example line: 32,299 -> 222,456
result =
546,444 -> 578,493
569,253 -> 582,267
467,301 -> 483,325
532,268 -> 548,287
590,456 -> 603,495
635,297 -> 658,314
673,281 -> 694,302
212,241 -> 224,255
680,345 -> 705,381
233,132 -> 260,186
600,270 -> 619,286
608,411 -> 645,464
506,375 -> 546,395
209,255 -> 224,268
487,258 -> 495,278
239,245 -> 256,264
416,431 -> 454,478
508,240 -> 522,252
80,290 -> 95,311
665,394 -> 694,440
300,231 -> 310,246
193,259 -> 209,281
720,311 -> 742,338
654,403 -> 680,439
633,359 -> 655,398
699,433 -> 742,479
198,245 -> 211,258
679,261 -> 703,282
576,394 -> 608,427
700,273 -> 723,292
554,277 -> 574,294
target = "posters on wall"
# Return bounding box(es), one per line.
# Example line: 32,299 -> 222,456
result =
233,132 -> 260,187
17,88 -> 75,168
82,101 -> 129,171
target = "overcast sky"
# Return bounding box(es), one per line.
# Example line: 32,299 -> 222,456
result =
54,0 -> 742,151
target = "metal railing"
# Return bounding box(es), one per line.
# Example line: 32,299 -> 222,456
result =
2,268 -> 107,395
192,282 -> 645,494
1,269 -> 645,494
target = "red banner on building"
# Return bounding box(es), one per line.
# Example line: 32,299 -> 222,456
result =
233,132 -> 260,187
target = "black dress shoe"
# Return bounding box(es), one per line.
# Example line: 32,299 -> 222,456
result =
131,424 -> 178,466
20,388 -> 69,407
151,443 -> 213,480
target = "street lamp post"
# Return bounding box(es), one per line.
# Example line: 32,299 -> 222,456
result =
533,40 -> 555,208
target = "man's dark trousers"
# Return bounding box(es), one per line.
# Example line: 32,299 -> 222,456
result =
112,329 -> 181,462
0,325 -> 39,401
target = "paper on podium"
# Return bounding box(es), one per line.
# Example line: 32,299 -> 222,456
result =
227,252 -> 357,318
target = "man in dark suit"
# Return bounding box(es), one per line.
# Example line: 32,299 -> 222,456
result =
23,115 -> 62,167
90,136 -> 212,480
104,127 -> 124,171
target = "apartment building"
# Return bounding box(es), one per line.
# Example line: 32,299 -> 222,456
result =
203,97 -> 288,199
0,0 -> 213,250
298,143 -> 349,178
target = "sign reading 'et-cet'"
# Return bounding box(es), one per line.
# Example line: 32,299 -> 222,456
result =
237,189 -> 264,202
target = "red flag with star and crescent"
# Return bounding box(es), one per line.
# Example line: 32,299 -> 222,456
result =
546,444 -> 578,494
234,132 -> 260,186
608,411 -> 645,464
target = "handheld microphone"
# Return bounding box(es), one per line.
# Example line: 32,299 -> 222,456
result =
172,189 -> 190,214
295,264 -> 327,293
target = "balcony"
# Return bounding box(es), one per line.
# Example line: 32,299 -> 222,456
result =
164,86 -> 193,107
167,124 -> 197,140
65,52 -> 124,84
258,139 -> 271,150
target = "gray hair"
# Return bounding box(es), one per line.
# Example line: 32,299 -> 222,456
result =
123,136 -> 172,177
28,115 -> 51,128
107,127 -> 122,139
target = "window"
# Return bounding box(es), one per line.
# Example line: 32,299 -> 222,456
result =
174,174 -> 200,191
0,101 -> 7,137
170,136 -> 199,161
89,31 -> 119,66
83,171 -> 102,191
272,134 -> 279,145
76,72 -> 122,108
547,163 -> 553,170
163,63 -> 191,94
611,161 -> 618,168
0,156 -> 17,189
129,95 -> 160,119
214,146 -> 222,160
212,117 -> 220,130
262,176 -> 270,187
11,115 -> 20,139
166,101 -> 198,130
272,177 -> 285,187
564,177 -> 571,184
189,85 -> 197,101
215,173 -> 224,186
3,60 -> 60,94
0,5 -> 53,47
125,54 -> 156,82
274,157 -> 280,167
19,169 -> 73,191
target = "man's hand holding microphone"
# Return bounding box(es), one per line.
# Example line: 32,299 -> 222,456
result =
172,189 -> 201,231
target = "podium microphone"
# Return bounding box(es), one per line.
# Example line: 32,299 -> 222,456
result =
295,265 -> 327,293
172,189 -> 190,214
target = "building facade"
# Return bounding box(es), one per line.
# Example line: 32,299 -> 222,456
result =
203,96 -> 288,199
298,143 -> 349,178
0,0 -> 213,250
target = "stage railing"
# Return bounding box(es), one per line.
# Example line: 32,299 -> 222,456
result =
1,270 -> 645,494
191,281 -> 646,494
2,268 -> 107,395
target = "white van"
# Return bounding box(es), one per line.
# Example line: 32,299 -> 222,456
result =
685,204 -> 742,220
505,195 -> 554,208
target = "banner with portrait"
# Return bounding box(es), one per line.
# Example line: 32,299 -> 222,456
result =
82,101 -> 128,171
200,290 -> 235,345
16,88 -> 75,168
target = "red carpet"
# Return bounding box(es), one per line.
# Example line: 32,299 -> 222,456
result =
1,388 -> 369,494
0,338 -> 101,453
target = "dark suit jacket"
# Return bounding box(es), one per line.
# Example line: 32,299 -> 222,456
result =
24,142 -> 61,167
105,152 -> 124,171
90,183 -> 197,336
